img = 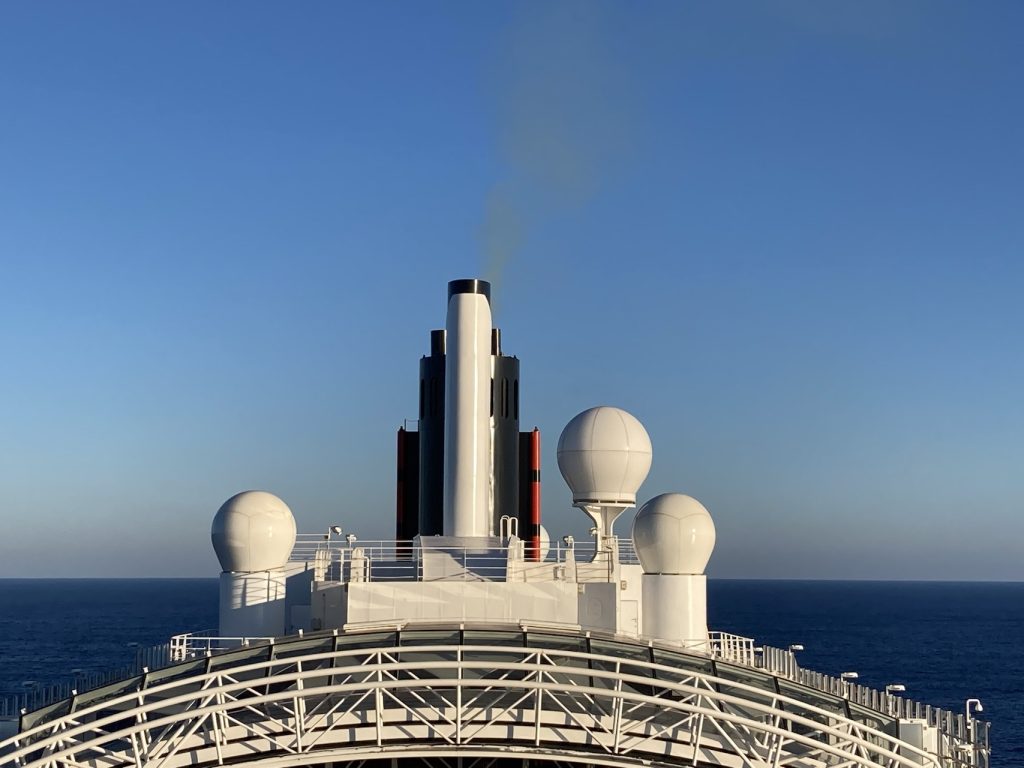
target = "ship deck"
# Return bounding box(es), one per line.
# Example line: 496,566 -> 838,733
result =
0,622 -> 988,768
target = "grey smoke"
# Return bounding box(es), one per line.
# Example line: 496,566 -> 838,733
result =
482,2 -> 635,295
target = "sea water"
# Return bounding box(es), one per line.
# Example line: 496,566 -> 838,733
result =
0,579 -> 1020,764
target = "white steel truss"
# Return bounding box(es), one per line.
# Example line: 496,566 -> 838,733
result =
0,636 -> 959,768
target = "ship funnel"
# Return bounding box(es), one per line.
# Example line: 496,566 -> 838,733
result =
442,279 -> 493,538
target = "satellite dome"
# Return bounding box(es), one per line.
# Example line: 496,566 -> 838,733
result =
212,491 -> 297,573
557,407 -> 652,505
538,524 -> 551,561
632,493 -> 715,575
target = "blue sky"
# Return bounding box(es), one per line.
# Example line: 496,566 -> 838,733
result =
1,2 -> 1021,579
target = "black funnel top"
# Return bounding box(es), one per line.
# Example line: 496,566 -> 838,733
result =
448,279 -> 491,302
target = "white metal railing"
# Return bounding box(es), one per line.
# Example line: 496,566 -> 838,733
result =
290,532 -> 333,561
168,630 -> 273,661
166,628 -> 759,666
294,538 -> 631,584
290,536 -> 638,569
0,643 -> 173,720
153,625 -> 988,767
2,624 -> 989,767
749,642 -> 990,764
708,631 -> 757,665
0,638 -> 953,768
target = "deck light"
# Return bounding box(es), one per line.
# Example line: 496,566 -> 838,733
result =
840,671 -> 858,697
966,698 -> 984,722
966,698 -> 984,737
788,644 -> 804,652
885,684 -> 906,715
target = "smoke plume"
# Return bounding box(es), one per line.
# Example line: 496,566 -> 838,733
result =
482,2 -> 634,296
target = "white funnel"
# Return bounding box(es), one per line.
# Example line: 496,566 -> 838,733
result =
442,279 -> 493,538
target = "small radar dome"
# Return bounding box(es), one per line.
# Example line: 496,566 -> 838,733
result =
557,406 -> 652,505
538,524 -> 551,561
212,491 -> 297,573
632,493 -> 715,575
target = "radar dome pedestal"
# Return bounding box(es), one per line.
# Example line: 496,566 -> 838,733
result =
557,407 -> 652,545
632,493 -> 716,650
212,491 -> 298,640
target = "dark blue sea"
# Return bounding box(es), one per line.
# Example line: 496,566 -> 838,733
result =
0,579 -> 1020,764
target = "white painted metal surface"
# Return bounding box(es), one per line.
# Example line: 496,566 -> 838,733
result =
0,623 -> 990,767
557,406 -> 653,506
211,491 -> 296,573
642,573 -> 708,649
0,628 -> 968,768
218,570 -> 287,638
633,493 -> 716,575
443,289 -> 493,538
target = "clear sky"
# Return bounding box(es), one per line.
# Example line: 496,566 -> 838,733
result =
1,1 -> 1021,579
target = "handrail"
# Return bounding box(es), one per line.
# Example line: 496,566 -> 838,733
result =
0,642 -> 172,720
0,623 -> 988,766
0,641 -> 946,768
289,536 -> 642,579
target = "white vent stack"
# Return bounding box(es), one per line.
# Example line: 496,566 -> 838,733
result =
212,490 -> 297,639
632,493 -> 716,650
442,279 -> 494,538
557,406 -> 652,543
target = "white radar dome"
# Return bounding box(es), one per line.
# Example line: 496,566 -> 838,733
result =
632,493 -> 715,575
538,524 -> 551,561
212,491 -> 297,573
557,407 -> 652,505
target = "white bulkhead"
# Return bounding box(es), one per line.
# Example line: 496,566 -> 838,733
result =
217,571 -> 288,639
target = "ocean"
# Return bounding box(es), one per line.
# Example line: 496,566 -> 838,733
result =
0,579 -> 1020,764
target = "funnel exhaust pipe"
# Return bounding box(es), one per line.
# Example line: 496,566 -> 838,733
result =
443,279 -> 493,537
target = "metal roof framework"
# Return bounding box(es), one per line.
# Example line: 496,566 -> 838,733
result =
0,625 -> 976,768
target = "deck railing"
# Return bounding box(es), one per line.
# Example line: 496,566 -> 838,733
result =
708,631 -> 757,665
0,643 -> 171,720
0,622 -> 989,766
290,536 -> 638,581
2,626 -> 992,768
0,639 -> 943,768
292,537 -> 639,584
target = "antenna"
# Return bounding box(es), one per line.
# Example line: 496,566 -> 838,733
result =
557,406 -> 652,544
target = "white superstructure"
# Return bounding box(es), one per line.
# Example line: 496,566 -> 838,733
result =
0,278 -> 991,768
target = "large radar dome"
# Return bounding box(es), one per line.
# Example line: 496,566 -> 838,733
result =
212,491 -> 297,573
632,493 -> 715,575
557,407 -> 652,505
